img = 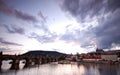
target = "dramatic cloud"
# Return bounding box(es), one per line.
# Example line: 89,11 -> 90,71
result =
61,0 -> 120,49
60,25 -> 95,49
29,32 -> 57,43
0,37 -> 23,46
0,24 -> 25,35
94,9 -> 120,49
0,0 -> 38,22
61,0 -> 120,22
33,11 -> 55,43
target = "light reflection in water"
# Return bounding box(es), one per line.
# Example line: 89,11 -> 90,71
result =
0,61 -> 120,75
79,65 -> 85,75
1,60 -> 25,71
1,60 -> 12,70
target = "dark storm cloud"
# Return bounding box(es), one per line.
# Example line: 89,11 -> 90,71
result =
0,37 -> 23,46
61,0 -> 120,49
62,0 -> 120,21
0,0 -> 38,22
0,24 -> 25,35
94,10 -> 120,49
61,0 -> 104,21
29,32 -> 57,43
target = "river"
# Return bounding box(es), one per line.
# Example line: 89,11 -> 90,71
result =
0,60 -> 120,75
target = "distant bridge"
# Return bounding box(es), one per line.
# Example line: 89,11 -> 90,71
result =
0,52 -> 66,70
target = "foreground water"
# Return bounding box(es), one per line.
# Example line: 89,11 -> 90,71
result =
0,60 -> 120,75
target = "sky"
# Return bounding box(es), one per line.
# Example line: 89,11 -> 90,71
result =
0,0 -> 120,54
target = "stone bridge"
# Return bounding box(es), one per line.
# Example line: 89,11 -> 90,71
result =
0,52 -> 66,70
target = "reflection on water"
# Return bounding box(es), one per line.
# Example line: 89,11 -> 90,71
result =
1,60 -> 12,70
1,60 -> 25,71
0,61 -> 120,75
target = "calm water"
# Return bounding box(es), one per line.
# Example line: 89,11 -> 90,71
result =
0,60 -> 120,75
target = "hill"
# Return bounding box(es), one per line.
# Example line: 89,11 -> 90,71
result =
22,50 -> 66,56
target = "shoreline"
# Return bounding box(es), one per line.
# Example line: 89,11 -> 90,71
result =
77,60 -> 119,65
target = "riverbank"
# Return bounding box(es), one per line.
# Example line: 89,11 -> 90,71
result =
78,59 -> 119,65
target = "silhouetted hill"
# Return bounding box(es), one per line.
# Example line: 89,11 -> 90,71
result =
22,50 -> 66,56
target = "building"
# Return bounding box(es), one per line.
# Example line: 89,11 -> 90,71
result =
96,48 -> 104,53
101,54 -> 118,61
101,50 -> 118,61
78,49 -> 120,61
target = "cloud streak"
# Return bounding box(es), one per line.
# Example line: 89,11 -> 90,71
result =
0,37 -> 23,46
0,24 -> 25,35
29,32 -> 57,43
38,11 -> 47,23
32,11 -> 56,43
0,0 -> 38,22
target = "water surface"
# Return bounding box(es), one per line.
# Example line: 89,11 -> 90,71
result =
0,61 -> 120,75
